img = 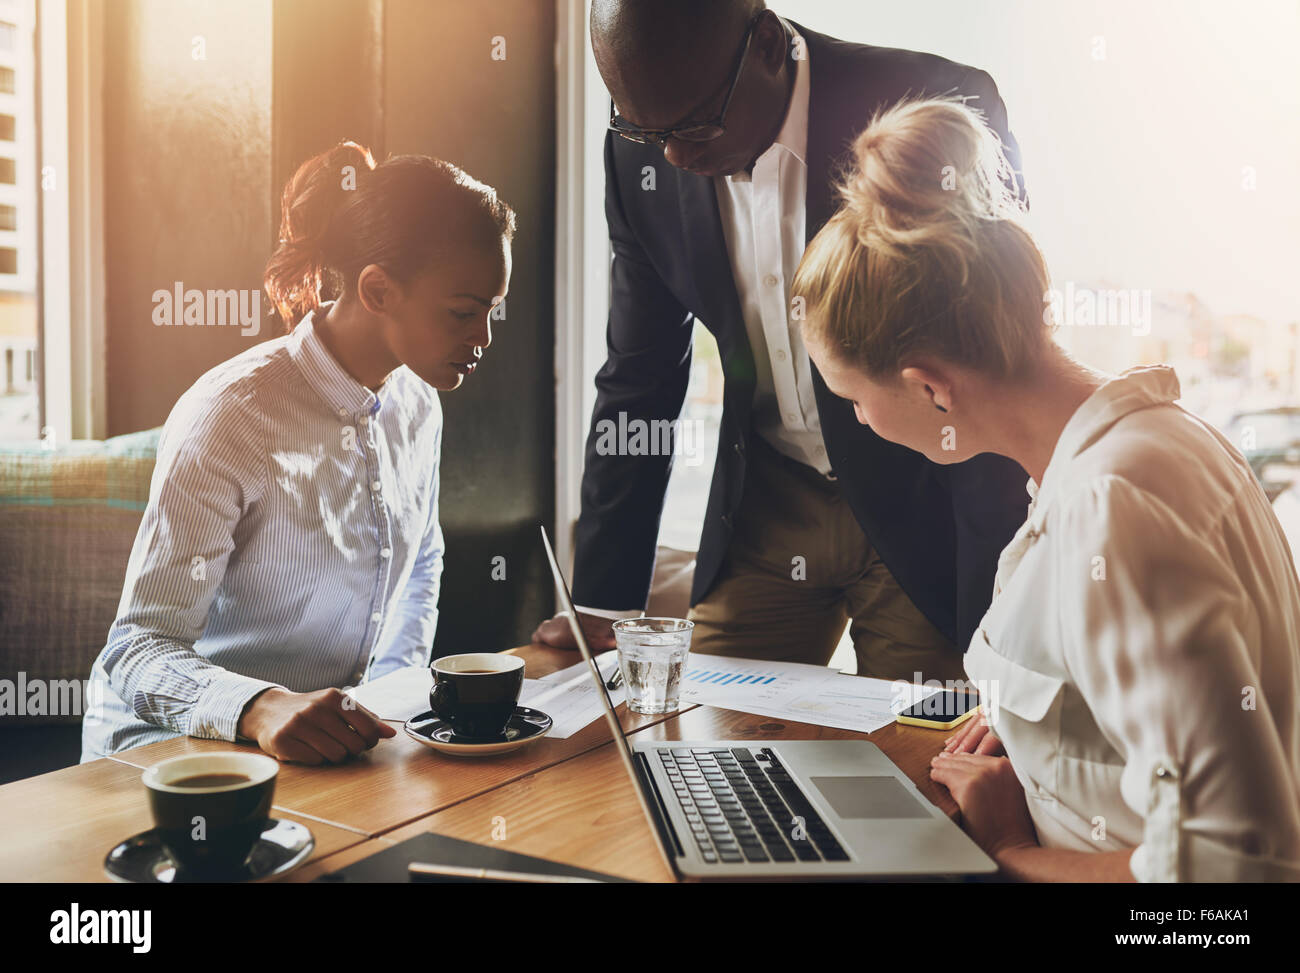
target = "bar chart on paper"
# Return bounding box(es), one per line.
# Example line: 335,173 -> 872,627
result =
685,666 -> 780,686
679,653 -> 940,734
680,656 -> 819,706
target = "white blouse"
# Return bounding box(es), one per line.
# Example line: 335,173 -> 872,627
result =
963,365 -> 1300,881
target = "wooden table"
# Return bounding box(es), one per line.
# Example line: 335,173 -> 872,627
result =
0,644 -> 963,883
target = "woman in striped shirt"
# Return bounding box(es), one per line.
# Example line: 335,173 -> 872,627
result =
81,142 -> 515,764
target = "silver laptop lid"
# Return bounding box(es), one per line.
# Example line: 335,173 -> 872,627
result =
539,525 -> 677,875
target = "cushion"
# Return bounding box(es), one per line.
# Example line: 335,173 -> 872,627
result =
0,428 -> 160,725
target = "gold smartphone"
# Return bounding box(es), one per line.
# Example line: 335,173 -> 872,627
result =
895,691 -> 981,730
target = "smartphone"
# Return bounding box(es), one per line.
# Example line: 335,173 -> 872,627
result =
895,689 -> 981,730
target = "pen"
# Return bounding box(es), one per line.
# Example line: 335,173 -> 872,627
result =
408,862 -> 602,883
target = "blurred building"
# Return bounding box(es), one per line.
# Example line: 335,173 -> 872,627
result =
0,0 -> 36,432
1055,280 -> 1299,428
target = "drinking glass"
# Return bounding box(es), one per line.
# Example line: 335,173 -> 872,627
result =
612,617 -> 694,715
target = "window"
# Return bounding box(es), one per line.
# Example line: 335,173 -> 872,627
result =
791,2 -> 1298,433
0,0 -> 37,440
563,1 -> 1298,662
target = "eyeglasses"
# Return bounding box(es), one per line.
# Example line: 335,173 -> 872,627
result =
608,13 -> 762,145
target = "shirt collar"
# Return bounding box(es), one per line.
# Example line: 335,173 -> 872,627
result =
287,304 -> 385,420
726,19 -> 809,182
1030,364 -> 1181,504
773,22 -> 809,165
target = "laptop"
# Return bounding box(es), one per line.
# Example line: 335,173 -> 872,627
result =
539,526 -> 996,881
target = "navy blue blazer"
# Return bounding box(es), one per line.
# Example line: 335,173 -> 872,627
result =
572,22 -> 1031,651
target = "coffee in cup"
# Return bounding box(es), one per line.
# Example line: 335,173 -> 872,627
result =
428,653 -> 525,740
142,752 -> 278,879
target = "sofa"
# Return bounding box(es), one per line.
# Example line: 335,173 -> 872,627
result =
0,428 -> 161,783
0,424 -> 701,784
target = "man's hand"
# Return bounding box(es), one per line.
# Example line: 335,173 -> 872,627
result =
531,610 -> 617,651
237,687 -> 396,765
943,708 -> 1004,755
929,752 -> 1038,861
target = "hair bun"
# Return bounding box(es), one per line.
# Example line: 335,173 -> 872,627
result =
279,140 -> 376,247
265,138 -> 377,326
793,94 -> 1049,380
839,97 -> 1023,270
328,139 -> 377,182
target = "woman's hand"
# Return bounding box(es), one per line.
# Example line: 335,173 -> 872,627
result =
237,687 -> 396,764
930,751 -> 1038,862
943,708 -> 1003,755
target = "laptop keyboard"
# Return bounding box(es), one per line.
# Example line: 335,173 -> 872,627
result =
657,747 -> 849,865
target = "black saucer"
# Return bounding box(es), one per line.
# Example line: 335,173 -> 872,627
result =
104,818 -> 315,883
404,706 -> 553,756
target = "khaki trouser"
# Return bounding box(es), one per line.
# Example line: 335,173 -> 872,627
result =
687,434 -> 965,684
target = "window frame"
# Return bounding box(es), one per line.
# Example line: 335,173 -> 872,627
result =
553,0 -> 612,570
37,0 -> 105,445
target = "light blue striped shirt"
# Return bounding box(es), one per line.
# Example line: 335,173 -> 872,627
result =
81,306 -> 443,759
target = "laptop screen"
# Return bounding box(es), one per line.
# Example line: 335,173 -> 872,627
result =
538,525 -> 676,870
539,526 -> 640,754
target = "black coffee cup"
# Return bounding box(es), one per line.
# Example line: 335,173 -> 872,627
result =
429,653 -> 525,740
142,752 -> 278,879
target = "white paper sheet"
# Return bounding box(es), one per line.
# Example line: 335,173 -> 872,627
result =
345,665 -> 434,721
518,651 -> 626,738
344,651 -> 625,739
346,651 -> 942,740
678,653 -> 943,734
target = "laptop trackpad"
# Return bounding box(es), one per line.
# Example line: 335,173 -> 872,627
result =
810,776 -> 931,819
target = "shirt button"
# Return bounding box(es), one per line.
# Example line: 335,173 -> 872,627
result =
764,273 -> 779,287
371,612 -> 382,623
371,480 -> 382,492
816,445 -> 825,456
786,412 -> 798,423
776,349 -> 787,362
337,407 -> 348,418
380,547 -> 392,559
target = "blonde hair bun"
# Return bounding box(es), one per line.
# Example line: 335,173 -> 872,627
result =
841,96 -> 1024,271
793,95 -> 1049,379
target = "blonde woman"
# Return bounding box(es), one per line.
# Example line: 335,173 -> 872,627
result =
791,97 -> 1300,881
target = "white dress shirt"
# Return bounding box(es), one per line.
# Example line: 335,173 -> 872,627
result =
713,23 -> 831,476
963,365 -> 1300,881
82,307 -> 444,759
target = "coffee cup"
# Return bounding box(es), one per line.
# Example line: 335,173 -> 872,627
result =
428,653 -> 525,740
142,752 -> 278,879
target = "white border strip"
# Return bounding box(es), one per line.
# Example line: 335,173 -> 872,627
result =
39,0 -> 104,443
